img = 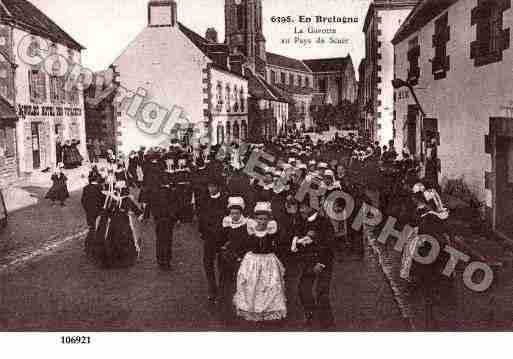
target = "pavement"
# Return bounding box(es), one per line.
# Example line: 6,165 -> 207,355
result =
1,162 -> 512,330
2,165 -> 90,213
0,179 -> 407,331
366,223 -> 513,330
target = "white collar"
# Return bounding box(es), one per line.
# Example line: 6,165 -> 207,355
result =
247,219 -> 278,237
307,212 -> 318,223
210,192 -> 221,199
223,216 -> 247,229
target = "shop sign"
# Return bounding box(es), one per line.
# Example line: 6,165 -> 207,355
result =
16,104 -> 83,120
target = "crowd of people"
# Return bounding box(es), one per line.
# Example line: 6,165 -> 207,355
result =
76,132 -> 451,330
56,139 -> 83,170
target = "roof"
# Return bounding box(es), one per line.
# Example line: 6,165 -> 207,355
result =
363,0 -> 419,33
266,52 -> 311,73
178,22 -> 246,78
247,69 -> 291,104
0,0 -> 84,50
391,0 -> 457,45
303,55 -> 351,73
0,95 -> 17,120
274,82 -> 314,96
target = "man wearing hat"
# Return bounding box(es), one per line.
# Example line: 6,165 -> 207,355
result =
198,174 -> 227,303
293,198 -> 335,330
82,171 -> 106,257
151,172 -> 177,270
171,158 -> 194,223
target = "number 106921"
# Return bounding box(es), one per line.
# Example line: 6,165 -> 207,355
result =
61,336 -> 91,344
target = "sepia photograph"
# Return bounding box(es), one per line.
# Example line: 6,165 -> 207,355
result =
0,0 -> 511,351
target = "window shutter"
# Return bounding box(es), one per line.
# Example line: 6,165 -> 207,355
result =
40,72 -> 47,102
28,70 -> 34,102
500,28 -> 510,50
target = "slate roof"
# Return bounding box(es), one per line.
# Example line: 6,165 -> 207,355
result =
247,69 -> 292,104
0,0 -> 84,49
266,52 -> 311,73
391,0 -> 457,45
178,22 -> 247,77
303,56 -> 351,73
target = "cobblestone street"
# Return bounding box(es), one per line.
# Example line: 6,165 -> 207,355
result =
0,186 -> 407,331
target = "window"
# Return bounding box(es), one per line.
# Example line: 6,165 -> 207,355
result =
217,124 -> 224,144
0,126 -> 15,157
319,78 -> 327,92
233,85 -> 239,112
240,88 -> 245,112
281,72 -> 286,83
216,82 -> 223,112
407,36 -> 420,85
432,12 -> 450,79
29,69 -> 47,103
470,0 -> 510,67
67,80 -> 79,104
241,120 -> 248,140
236,4 -> 244,30
271,70 -> 276,83
50,76 -> 66,103
233,122 -> 240,141
226,121 -> 231,143
297,74 -> 301,86
225,85 -> 231,113
306,77 -> 310,88
289,73 -> 294,85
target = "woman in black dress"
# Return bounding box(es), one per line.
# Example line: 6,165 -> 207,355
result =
45,163 -> 69,206
96,182 -> 144,268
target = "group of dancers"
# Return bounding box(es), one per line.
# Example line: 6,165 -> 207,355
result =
77,133 -> 451,330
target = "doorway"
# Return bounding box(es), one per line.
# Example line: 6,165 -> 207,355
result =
495,136 -> 513,236
31,122 -> 41,169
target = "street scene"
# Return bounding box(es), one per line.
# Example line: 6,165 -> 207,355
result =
0,0 -> 513,333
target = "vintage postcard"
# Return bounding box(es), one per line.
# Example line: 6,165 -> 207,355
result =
0,0 -> 511,352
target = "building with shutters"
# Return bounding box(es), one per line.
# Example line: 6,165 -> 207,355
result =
392,0 -> 513,236
0,0 -> 86,181
361,0 -> 419,146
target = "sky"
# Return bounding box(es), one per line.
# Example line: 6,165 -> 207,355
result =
29,0 -> 371,79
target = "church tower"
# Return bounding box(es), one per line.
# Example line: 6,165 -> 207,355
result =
225,0 -> 266,76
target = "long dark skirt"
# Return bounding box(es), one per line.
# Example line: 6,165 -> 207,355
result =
96,212 -> 139,268
45,182 -> 69,202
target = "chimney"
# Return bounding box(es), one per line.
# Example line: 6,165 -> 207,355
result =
205,27 -> 218,43
148,0 -> 177,27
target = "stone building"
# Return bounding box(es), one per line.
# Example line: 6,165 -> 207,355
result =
0,0 -> 86,182
225,0 -> 358,133
361,0 -> 419,146
392,0 -> 513,236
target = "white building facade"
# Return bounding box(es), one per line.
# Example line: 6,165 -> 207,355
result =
0,0 -> 85,180
15,29 -> 86,173
393,0 -> 513,235
112,0 -> 249,154
362,0 -> 418,146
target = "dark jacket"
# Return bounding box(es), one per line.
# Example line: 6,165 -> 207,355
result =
198,193 -> 227,239
81,183 -> 106,217
295,212 -> 335,266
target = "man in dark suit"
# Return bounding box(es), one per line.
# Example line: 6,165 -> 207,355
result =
294,198 -> 336,330
81,173 -> 106,255
198,175 -> 227,303
152,172 -> 177,270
